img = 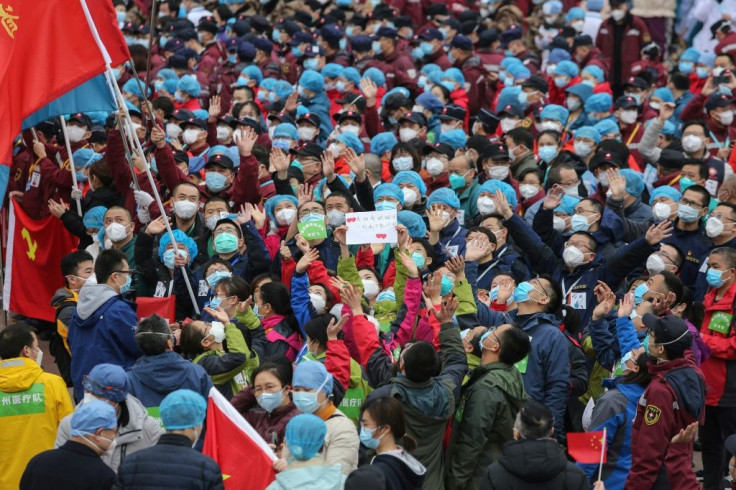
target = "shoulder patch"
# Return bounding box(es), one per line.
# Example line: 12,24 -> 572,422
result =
644,404 -> 661,425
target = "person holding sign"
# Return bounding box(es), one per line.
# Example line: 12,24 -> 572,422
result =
698,247 -> 736,489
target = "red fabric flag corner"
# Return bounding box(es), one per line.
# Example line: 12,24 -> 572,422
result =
567,431 -> 607,464
203,387 -> 277,490
3,199 -> 79,322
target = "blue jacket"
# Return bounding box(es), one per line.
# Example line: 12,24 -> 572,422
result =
465,243 -> 532,294
68,284 -> 142,401
301,92 -> 334,144
127,351 -> 213,410
662,221 -> 712,290
506,213 -> 655,328
431,219 -> 468,269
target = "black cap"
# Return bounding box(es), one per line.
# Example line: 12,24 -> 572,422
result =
615,95 -> 639,110
252,37 -> 274,53
498,104 -> 524,118
336,92 -> 366,112
267,112 -> 296,125
427,3 -> 448,17
624,76 -> 649,91
290,31 -> 314,46
441,18 -> 462,31
182,118 -> 207,130
122,21 -> 139,33
68,113 -> 92,128
89,128 -> 107,145
423,142 -> 454,159
476,108 -> 500,132
705,93 -> 736,111
373,26 -> 398,40
296,112 -> 321,128
173,149 -> 189,165
642,314 -> 692,354
395,16 -> 413,29
171,108 -> 196,121
478,28 -> 499,48
163,38 -> 184,52
334,110 -> 363,125
197,19 -> 218,35
641,40 -> 660,57
205,153 -> 234,170
450,35 -> 473,51
218,115 -> 238,129
711,19 -> 732,39
236,117 -> 262,135
292,142 -> 324,158
589,150 -> 623,172
349,35 -> 372,52
481,143 -> 510,161
521,75 -> 549,94
500,25 -> 523,47
573,34 -> 594,48
249,15 -> 270,33
658,149 -> 687,171
438,104 -> 467,122
304,44 -> 325,57
419,28 -> 443,41
399,111 -> 428,126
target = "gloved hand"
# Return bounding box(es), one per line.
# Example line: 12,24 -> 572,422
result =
70,187 -> 83,200
134,189 -> 154,209
137,207 -> 151,224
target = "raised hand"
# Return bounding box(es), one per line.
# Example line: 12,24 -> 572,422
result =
321,151 -> 336,181
465,237 -> 490,261
47,199 -> 67,218
543,184 -> 565,211
423,272 -> 442,305
592,281 -> 616,320
333,225 -> 347,246
296,248 -> 320,273
204,306 -> 230,325
251,204 -> 267,229
671,422 -> 699,444
173,249 -> 188,268
33,141 -> 47,159
495,282 -> 514,305
295,234 -> 310,254
344,148 -> 366,182
236,296 -> 253,314
134,189 -> 155,209
326,315 -> 349,340
431,296 -> 459,324
359,77 -> 378,104
396,250 -> 419,278
617,292 -> 635,318
269,147 -> 290,179
446,256 -> 465,278
208,95 -> 222,122
297,183 -> 314,206
658,102 -> 675,122
607,169 -> 625,199
491,190 -> 513,219
428,204 -> 448,232
283,91 -> 300,113
146,215 -> 168,235
237,203 -> 252,224
279,240 -> 293,261
340,281 -> 364,314
645,220 -> 674,245
236,126 -> 257,157
396,225 -> 411,251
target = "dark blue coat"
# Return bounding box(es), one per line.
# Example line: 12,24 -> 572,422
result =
661,221 -> 713,290
465,243 -> 532,293
431,219 -> 468,269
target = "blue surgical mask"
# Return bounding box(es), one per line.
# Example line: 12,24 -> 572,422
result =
272,138 -> 291,151
154,80 -> 165,92
441,81 -> 456,92
116,11 -> 126,23
291,46 -> 304,58
375,200 -> 398,211
679,176 -> 695,192
570,214 -> 592,232
513,281 -> 537,303
417,75 -> 427,88
206,270 -> 232,288
554,76 -> 568,88
336,81 -> 346,93
376,289 -> 396,303
119,274 -> 132,295
706,268 -> 730,288
292,391 -> 320,413
159,36 -> 168,48
304,58 -> 319,71
163,249 -> 177,269
76,170 -> 88,182
518,91 -> 530,108
339,38 -> 347,50
209,296 -> 223,309
300,212 -> 324,223
633,283 -> 648,305
449,173 -> 466,190
228,54 -> 237,64
257,389 -> 284,413
271,28 -> 281,44
441,276 -> 454,296
411,252 -> 426,269
642,333 -> 651,355
676,203 -> 701,223
678,61 -> 694,74
205,171 -> 228,192
538,145 -> 558,163
359,426 -> 382,449
268,92 -> 277,103
420,42 -> 434,55
411,47 -> 425,61
372,40 -> 382,54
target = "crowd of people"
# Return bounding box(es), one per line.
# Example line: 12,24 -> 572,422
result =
3,0 -> 736,488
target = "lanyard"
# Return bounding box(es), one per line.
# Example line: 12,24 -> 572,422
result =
561,275 -> 584,304
626,123 -> 641,146
709,131 -> 729,150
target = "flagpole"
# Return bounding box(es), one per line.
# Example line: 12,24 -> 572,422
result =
58,117 -> 84,217
142,0 -> 158,124
597,427 -> 607,483
78,0 -> 201,316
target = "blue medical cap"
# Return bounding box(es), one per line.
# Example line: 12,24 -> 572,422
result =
680,47 -> 700,62
652,87 -> 674,103
566,83 -> 594,102
158,229 -> 198,264
427,187 -> 461,209
509,64 -> 531,81
661,120 -> 675,136
548,48 -> 571,64
555,195 -> 580,215
177,74 -> 201,96
385,87 -> 411,100
160,389 -> 207,430
321,63 -> 343,79
73,148 -> 102,168
260,78 -> 277,92
585,92 -> 612,113
415,92 -> 444,114
363,67 -> 386,87
122,78 -> 150,98
649,185 -> 681,205
543,0 -> 563,14
370,132 -> 397,156
501,57 -> 522,69
162,78 -> 178,95
374,183 -> 404,206
397,210 -> 427,239
393,170 -> 427,195
336,132 -> 364,155
575,126 -> 602,144
566,6 -> 586,21
285,414 -> 327,461
699,52 -> 716,68
439,129 -> 467,150
264,194 -> 298,223
273,80 -> 294,101
540,104 -> 569,125
157,68 -> 178,81
620,169 -> 645,198
83,364 -> 130,403
241,65 -> 263,84
293,360 -> 333,395
340,67 -> 361,86
83,206 -> 107,229
193,109 -> 209,121
496,86 -> 522,111
274,123 -> 298,140
443,67 -> 465,85
479,179 -> 518,210
70,400 -> 117,436
555,60 -> 580,78
299,70 -> 325,93
420,63 -> 441,75
593,119 -> 620,136
582,65 -> 604,82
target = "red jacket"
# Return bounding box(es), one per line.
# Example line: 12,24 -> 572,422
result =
595,14 -> 650,86
370,48 -> 417,92
426,47 -> 453,70
630,59 -> 667,86
716,32 -> 736,57
700,283 -> 736,407
626,355 -> 705,490
454,55 -> 490,116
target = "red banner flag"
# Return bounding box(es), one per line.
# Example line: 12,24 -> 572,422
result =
136,296 -> 176,324
203,387 -> 277,490
567,430 -> 607,464
3,199 -> 79,322
0,0 -> 128,167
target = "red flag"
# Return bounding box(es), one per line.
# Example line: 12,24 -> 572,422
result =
203,387 -> 277,489
0,0 -> 128,167
567,430 -> 607,464
3,199 -> 79,321
136,296 -> 177,324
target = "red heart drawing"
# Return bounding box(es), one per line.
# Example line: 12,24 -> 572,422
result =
376,233 -> 387,239
346,217 -> 357,223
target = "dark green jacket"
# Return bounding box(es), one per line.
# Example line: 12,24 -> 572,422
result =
445,362 -> 527,490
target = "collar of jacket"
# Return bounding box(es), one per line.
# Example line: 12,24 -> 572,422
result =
158,433 -> 194,447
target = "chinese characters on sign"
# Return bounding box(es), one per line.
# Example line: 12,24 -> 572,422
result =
345,210 -> 398,245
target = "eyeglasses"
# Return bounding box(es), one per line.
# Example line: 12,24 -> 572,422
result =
710,212 -> 736,223
113,269 -> 133,275
298,209 -> 325,219
565,241 -> 592,252
213,228 -> 239,237
679,197 -> 703,208
531,277 -> 550,298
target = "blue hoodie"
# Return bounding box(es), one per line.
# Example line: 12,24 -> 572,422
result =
301,92 -> 333,145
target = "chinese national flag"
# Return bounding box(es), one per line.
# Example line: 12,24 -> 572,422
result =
136,296 -> 177,324
567,431 -> 607,464
3,199 -> 79,322
0,0 -> 128,168
203,387 -> 278,490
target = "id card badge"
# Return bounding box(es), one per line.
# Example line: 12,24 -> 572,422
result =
708,312 -> 733,334
26,170 -> 40,191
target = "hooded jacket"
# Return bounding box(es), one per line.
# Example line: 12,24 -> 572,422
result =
0,357 -> 74,489
68,284 -> 142,401
480,439 -> 590,490
372,449 -> 427,490
55,394 -> 163,472
127,351 -> 213,410
446,362 -> 528,490
266,460 -> 346,490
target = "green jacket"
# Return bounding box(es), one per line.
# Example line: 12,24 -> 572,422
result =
445,362 -> 527,490
340,254 -> 398,329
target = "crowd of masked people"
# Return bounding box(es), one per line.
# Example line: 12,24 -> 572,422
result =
4,0 -> 736,488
